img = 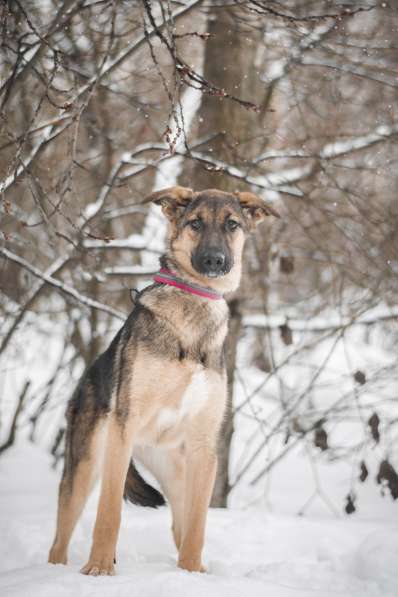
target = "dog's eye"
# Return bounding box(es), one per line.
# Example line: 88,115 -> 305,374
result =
189,219 -> 202,231
226,219 -> 240,232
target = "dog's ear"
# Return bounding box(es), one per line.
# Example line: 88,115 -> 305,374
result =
145,186 -> 194,221
236,191 -> 280,228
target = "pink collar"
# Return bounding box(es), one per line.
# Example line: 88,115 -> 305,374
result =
153,268 -> 223,301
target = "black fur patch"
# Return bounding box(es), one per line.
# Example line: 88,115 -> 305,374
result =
123,460 -> 165,508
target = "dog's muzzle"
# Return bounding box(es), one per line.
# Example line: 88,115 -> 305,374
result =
193,248 -> 231,278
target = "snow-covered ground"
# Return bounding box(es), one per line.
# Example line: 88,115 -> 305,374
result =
1,441 -> 398,597
2,299 -> 398,596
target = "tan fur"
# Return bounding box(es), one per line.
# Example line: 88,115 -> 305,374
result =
49,187 -> 278,575
48,421 -> 106,565
235,191 -> 280,224
80,416 -> 137,575
134,445 -> 186,549
170,214 -> 245,294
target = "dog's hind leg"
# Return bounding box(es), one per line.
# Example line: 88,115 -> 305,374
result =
48,420 -> 106,565
134,445 -> 185,550
159,450 -> 185,552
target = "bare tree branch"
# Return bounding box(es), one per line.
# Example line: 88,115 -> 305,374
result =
0,248 -> 125,320
0,381 -> 30,455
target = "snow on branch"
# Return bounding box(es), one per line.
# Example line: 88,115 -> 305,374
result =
320,123 -> 398,159
264,22 -> 336,86
70,0 -> 204,104
80,161 -> 125,224
0,380 -> 30,455
0,121 -> 71,195
254,122 -> 398,164
0,251 -> 76,356
0,248 -> 125,321
185,150 -> 308,197
120,147 -> 305,198
0,1 -> 203,197
252,121 -> 398,190
244,305 -> 398,332
120,117 -> 398,201
82,234 -> 148,251
104,265 -> 159,276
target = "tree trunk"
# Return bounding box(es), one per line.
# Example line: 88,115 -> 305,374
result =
211,299 -> 242,506
179,6 -> 268,506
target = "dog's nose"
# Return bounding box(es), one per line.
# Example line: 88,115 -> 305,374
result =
200,249 -> 226,274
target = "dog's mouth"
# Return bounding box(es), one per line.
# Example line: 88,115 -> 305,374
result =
203,269 -> 229,278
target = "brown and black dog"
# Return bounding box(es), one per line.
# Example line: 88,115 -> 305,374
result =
48,187 -> 279,575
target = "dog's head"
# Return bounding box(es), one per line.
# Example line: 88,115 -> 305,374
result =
146,187 -> 280,293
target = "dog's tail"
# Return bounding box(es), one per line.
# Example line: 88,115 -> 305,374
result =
123,460 -> 166,508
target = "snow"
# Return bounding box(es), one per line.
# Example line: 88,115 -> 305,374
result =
1,442 -> 398,597
83,234 -> 147,250
262,22 -> 335,85
186,149 -> 304,197
1,304 -> 398,596
244,302 -> 398,330
104,264 -> 159,276
320,123 -> 398,159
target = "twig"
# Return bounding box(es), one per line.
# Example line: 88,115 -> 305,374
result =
0,381 -> 30,455
0,248 -> 126,321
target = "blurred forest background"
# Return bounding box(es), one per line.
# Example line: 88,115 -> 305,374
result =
1,0 -> 398,514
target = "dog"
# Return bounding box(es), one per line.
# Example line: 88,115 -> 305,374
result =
48,186 -> 279,575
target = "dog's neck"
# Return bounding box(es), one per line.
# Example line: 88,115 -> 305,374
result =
154,268 -> 223,301
158,254 -> 241,296
156,255 -> 224,301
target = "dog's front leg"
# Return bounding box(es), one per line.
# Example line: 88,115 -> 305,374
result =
177,440 -> 217,573
81,416 -> 135,576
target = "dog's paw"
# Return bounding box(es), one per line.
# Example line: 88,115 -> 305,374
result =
80,559 -> 115,576
178,557 -> 206,573
48,546 -> 67,565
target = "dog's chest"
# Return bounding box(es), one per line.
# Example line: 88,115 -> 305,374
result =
154,369 -> 209,437
133,364 -> 224,449
132,291 -> 228,448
